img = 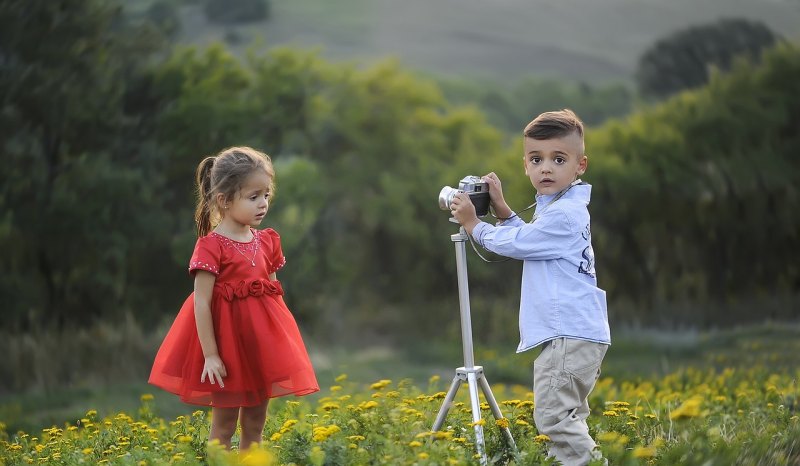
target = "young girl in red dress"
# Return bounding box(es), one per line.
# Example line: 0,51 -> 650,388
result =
149,146 -> 319,449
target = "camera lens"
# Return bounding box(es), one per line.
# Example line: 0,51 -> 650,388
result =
438,186 -> 458,210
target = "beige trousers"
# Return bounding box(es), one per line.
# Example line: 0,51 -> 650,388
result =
533,337 -> 608,466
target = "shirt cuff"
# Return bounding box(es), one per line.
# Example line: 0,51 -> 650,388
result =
471,221 -> 493,248
496,211 -> 519,226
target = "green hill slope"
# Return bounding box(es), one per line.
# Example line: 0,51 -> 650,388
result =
169,0 -> 800,83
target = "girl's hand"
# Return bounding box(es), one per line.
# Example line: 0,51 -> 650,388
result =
201,355 -> 227,388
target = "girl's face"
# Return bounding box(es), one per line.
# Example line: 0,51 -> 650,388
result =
523,131 -> 587,195
224,171 -> 272,228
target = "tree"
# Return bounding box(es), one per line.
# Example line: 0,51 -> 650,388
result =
636,18 -> 781,100
204,0 -> 270,25
0,0 -> 164,329
592,43 -> 800,326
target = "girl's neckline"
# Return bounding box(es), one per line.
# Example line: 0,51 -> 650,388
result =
212,228 -> 257,244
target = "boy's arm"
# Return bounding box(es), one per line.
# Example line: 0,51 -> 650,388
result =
472,210 -> 573,261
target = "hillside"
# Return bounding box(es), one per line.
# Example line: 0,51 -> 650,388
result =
172,0 -> 800,84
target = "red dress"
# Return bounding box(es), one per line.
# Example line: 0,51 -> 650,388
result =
149,228 -> 319,407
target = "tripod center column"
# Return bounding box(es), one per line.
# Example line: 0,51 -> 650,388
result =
452,227 -> 476,370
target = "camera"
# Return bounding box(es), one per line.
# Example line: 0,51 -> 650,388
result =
439,175 -> 491,217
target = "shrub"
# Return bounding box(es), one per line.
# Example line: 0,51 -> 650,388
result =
204,0 -> 270,25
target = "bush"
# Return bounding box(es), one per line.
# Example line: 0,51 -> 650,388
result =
204,0 -> 270,25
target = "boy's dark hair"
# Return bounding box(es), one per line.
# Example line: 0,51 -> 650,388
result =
524,108 -> 584,140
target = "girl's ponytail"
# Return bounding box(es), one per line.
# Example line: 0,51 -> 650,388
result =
194,156 -> 216,237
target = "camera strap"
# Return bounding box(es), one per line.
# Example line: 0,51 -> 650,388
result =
529,179 -> 584,224
472,179 -> 584,263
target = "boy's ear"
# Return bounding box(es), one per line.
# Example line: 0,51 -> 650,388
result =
522,156 -> 528,176
577,155 -> 588,176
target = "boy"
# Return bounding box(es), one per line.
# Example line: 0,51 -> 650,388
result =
450,109 -> 610,466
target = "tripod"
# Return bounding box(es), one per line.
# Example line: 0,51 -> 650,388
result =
431,224 -> 516,465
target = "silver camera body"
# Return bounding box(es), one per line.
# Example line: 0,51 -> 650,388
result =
439,175 -> 491,217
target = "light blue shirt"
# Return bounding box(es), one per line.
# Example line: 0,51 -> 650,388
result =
471,183 -> 611,353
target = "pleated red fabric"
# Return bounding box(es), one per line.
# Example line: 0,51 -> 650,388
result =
149,228 -> 319,407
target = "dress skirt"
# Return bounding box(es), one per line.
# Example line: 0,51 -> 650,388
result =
149,278 -> 319,407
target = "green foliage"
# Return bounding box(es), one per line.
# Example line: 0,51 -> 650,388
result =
144,1 -> 181,39
204,0 -> 270,25
1,0 -> 798,339
636,18 -> 781,100
590,42 -> 800,324
438,76 -> 633,132
0,0 -> 170,329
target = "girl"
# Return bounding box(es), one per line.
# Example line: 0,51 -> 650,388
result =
149,146 -> 319,449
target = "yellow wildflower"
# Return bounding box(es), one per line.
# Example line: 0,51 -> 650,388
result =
321,402 -> 340,411
433,431 -> 454,440
240,448 -> 276,466
370,379 -> 392,390
312,425 -> 341,442
632,446 -> 657,458
359,400 -> 379,410
597,431 -> 629,446
670,396 -> 703,420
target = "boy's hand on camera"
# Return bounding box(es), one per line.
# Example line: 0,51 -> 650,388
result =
450,192 -> 480,234
482,172 -> 504,198
201,354 -> 227,388
482,172 -> 513,219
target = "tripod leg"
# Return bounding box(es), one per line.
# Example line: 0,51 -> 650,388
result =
432,375 -> 463,432
478,375 -> 518,451
467,372 -> 488,466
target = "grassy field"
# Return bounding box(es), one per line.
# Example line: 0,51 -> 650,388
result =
164,0 -> 800,84
2,322 -> 798,437
2,324 -> 799,464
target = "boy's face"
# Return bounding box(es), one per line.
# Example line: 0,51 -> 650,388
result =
523,131 -> 587,195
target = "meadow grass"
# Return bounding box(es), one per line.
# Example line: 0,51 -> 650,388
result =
1,365 -> 798,465
2,322 -> 799,464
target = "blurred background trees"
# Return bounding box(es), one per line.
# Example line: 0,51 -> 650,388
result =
635,18 -> 782,100
204,0 -> 270,25
1,0 -> 798,391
